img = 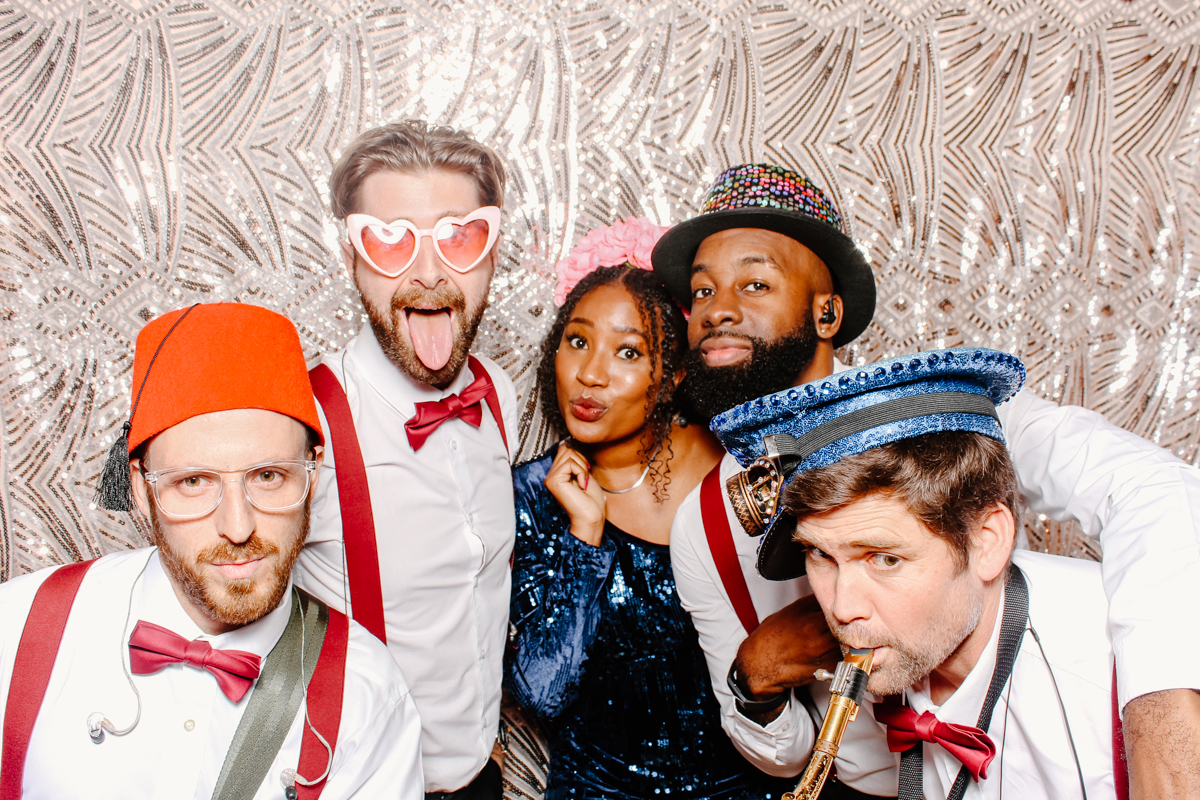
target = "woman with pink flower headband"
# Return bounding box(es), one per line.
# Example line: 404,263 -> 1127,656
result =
506,219 -> 793,799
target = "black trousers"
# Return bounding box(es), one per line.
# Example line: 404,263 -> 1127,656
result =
822,770 -> 897,800
425,759 -> 502,800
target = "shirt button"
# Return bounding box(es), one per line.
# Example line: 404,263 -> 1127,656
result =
184,720 -> 195,732
451,440 -> 458,450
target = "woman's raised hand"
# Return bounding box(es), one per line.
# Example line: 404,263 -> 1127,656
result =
545,441 -> 607,546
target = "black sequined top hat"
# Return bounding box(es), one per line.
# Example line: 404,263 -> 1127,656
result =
710,347 -> 1026,581
651,163 -> 876,348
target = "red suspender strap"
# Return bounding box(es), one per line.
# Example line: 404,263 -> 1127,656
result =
1112,667 -> 1129,800
1,560 -> 96,799
467,355 -> 508,456
309,364 -> 387,645
700,464 -> 760,635
295,606 -> 349,800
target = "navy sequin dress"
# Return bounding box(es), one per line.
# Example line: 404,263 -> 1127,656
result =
507,451 -> 793,800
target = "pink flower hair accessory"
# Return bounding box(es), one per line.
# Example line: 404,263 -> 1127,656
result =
553,217 -> 670,306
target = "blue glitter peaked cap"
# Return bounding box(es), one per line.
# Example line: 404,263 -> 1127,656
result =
710,347 -> 1026,581
651,164 -> 876,348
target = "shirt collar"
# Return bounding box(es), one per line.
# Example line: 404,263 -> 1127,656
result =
347,324 -> 476,420
906,582 -> 1007,723
133,548 -> 294,660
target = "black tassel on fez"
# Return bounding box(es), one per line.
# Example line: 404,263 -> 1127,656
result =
94,303 -> 200,513
95,420 -> 134,512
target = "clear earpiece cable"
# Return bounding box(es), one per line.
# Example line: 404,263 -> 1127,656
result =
281,587 -> 333,794
87,552 -> 152,743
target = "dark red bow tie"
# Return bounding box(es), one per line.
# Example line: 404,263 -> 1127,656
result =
128,620 -> 262,702
405,370 -> 496,451
874,702 -> 997,782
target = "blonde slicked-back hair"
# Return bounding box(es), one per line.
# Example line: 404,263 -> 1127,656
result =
329,120 -> 507,219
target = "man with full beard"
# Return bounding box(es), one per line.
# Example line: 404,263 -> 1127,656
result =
709,348 -> 1116,799
0,302 -> 423,798
296,121 -> 517,800
655,164 -> 1200,798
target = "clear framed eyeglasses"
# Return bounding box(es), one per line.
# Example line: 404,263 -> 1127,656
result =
141,460 -> 317,519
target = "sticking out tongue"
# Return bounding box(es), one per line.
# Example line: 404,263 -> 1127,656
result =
406,309 -> 455,371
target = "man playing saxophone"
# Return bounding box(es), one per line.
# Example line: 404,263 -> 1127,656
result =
709,348 -> 1118,800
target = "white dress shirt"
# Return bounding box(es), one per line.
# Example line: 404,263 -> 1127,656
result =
295,327 -> 517,792
0,548 -> 424,799
670,449 -> 899,793
671,362 -> 1200,789
906,551 -> 1114,799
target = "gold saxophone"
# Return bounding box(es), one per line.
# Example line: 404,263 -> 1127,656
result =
782,648 -> 875,800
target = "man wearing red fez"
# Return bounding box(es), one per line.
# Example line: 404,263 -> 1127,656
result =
654,164 -> 1200,797
296,120 -> 516,799
0,303 -> 423,799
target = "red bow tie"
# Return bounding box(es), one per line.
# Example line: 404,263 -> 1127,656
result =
874,702 -> 997,782
128,621 -> 262,702
405,370 -> 496,451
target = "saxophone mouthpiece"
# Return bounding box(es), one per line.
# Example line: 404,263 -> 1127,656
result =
846,647 -> 875,675
781,648 -> 878,800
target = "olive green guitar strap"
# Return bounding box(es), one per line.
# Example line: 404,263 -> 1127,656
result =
210,590 -> 328,800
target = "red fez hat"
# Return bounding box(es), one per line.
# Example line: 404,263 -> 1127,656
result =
96,303 -> 324,511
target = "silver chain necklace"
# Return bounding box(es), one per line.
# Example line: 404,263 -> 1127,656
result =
594,443 -> 663,494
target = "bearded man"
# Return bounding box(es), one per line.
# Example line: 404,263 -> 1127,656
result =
295,120 -> 517,800
655,164 -> 1200,798
711,347 -> 1117,799
0,302 -> 422,798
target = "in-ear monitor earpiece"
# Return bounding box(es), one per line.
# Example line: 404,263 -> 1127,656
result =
819,301 -> 837,325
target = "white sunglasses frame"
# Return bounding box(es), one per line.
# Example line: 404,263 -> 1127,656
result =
344,206 -> 501,278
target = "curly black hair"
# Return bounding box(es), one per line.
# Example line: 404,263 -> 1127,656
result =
534,266 -> 688,501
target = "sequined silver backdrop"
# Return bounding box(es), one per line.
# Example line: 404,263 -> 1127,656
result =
1,0 -> 1198,577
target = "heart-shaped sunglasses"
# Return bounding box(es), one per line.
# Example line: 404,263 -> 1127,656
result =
345,206 -> 501,277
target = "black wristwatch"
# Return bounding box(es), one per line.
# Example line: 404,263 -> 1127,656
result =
728,662 -> 790,716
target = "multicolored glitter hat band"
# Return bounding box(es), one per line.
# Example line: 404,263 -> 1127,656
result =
650,163 -> 876,349
709,347 -> 1025,581
699,164 -> 845,232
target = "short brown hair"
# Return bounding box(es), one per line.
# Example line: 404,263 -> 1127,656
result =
329,120 -> 507,218
782,431 -> 1018,570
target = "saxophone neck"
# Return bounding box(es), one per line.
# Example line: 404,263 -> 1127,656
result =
781,649 -> 875,800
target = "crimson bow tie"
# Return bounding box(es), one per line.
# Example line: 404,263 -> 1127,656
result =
874,702 -> 997,782
128,620 -> 262,702
405,370 -> 496,451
